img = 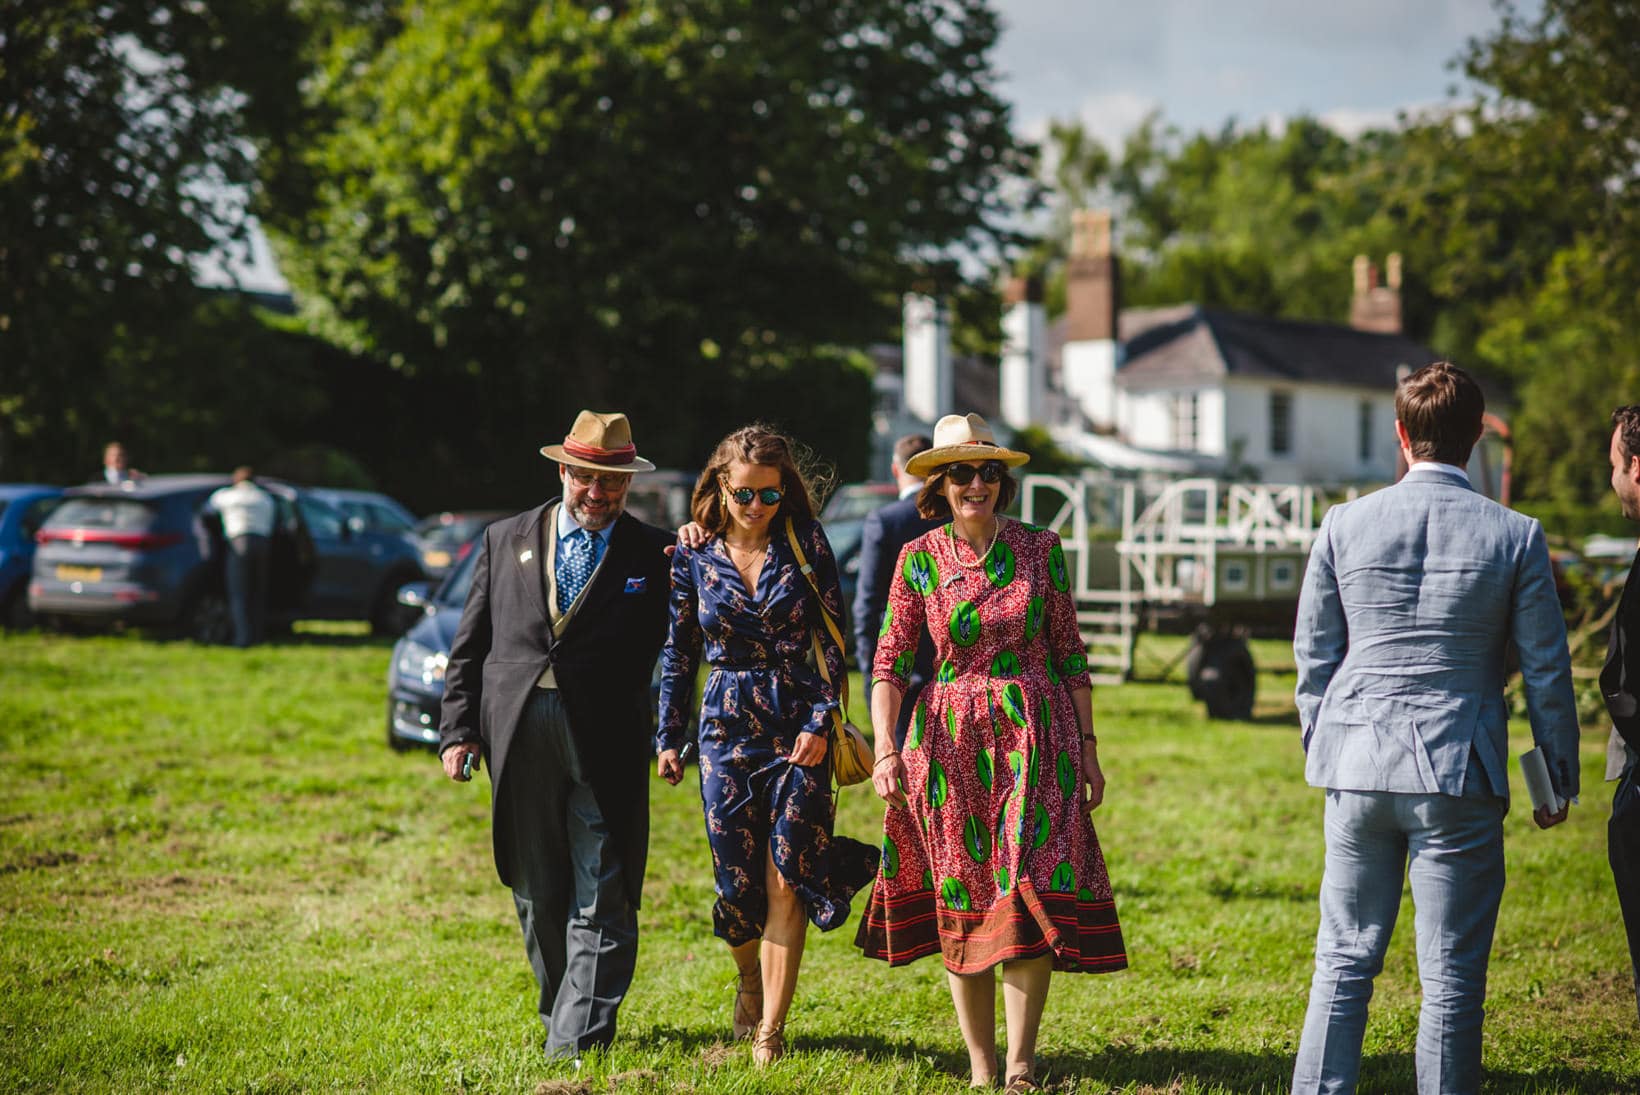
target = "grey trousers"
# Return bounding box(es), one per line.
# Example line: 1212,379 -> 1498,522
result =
503,689 -> 639,1057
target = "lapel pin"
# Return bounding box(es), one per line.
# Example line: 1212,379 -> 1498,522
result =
942,572 -> 963,588
519,549 -> 534,564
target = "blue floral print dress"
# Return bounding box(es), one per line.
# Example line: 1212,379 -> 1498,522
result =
657,517 -> 878,945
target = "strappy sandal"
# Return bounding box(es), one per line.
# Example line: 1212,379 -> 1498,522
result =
1003,1076 -> 1041,1093
751,1019 -> 785,1066
731,964 -> 763,1041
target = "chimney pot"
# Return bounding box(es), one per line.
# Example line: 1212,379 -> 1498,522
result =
1352,255 -> 1370,294
1386,252 -> 1403,290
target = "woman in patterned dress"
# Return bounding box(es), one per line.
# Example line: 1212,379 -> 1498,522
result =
855,413 -> 1127,1091
656,425 -> 878,1065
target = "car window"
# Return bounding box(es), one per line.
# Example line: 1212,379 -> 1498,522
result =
22,497 -> 61,537
370,502 -> 414,534
298,497 -> 346,539
47,497 -> 160,532
437,538 -> 481,606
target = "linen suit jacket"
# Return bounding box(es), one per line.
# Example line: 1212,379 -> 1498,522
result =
853,494 -> 941,686
1294,465 -> 1579,803
439,500 -> 673,905
1601,547 -> 1640,779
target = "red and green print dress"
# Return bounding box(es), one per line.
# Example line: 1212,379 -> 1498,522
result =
854,520 -> 1127,975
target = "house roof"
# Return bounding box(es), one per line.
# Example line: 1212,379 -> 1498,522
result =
1112,306 -> 1440,393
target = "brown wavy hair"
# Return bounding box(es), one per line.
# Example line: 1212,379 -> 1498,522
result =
689,424 -> 827,536
1395,361 -> 1484,466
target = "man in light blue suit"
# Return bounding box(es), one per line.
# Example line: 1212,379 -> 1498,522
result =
1291,361 -> 1580,1095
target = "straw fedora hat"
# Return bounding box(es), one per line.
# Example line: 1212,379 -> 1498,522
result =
539,410 -> 657,473
904,413 -> 1030,477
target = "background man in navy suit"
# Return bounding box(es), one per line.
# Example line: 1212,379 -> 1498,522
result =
1601,404 -> 1640,1022
853,433 -> 938,747
439,411 -> 674,1060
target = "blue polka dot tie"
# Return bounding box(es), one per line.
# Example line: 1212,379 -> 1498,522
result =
557,528 -> 600,614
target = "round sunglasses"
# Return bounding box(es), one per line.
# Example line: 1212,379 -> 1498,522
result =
944,460 -> 1006,486
721,480 -> 786,506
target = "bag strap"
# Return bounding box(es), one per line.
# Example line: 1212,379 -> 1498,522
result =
786,517 -> 849,714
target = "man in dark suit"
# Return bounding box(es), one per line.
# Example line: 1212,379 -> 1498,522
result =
853,433 -> 939,747
440,410 -> 674,1059
1601,404 -> 1640,1022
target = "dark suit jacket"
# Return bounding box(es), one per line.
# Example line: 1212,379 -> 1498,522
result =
853,495 -> 941,723
1602,548 -> 1640,760
439,500 -> 673,905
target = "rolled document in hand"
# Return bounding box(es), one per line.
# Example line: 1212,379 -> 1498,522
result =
1520,747 -> 1567,814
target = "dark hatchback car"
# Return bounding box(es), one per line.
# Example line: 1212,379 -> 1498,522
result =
31,475 -> 426,640
412,510 -> 508,581
30,475 -> 313,641
0,484 -> 64,629
818,481 -> 897,656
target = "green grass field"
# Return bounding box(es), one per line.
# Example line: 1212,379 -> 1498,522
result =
0,629 -> 1633,1093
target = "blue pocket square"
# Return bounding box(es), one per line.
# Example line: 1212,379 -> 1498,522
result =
624,577 -> 647,594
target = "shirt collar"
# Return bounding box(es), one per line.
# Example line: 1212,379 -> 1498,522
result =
1403,460 -> 1471,484
556,503 -> 616,545
898,483 -> 920,500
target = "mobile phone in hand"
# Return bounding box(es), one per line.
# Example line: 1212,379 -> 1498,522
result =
462,751 -> 479,780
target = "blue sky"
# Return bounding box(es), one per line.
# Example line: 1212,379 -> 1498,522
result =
990,0 -> 1535,148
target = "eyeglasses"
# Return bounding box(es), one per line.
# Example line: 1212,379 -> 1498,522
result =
721,481 -> 786,506
945,460 -> 1006,486
564,467 -> 632,490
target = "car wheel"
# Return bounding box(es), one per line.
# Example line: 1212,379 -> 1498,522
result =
2,587 -> 33,631
386,700 -> 412,752
369,577 -> 415,637
183,590 -> 234,645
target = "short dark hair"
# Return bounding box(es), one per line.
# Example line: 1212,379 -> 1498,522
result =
1612,406 -> 1640,464
1395,361 -> 1484,466
688,424 -> 823,537
893,434 -> 932,469
915,465 -> 1019,520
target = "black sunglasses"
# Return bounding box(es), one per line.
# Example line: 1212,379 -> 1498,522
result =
945,460 -> 1006,486
722,482 -> 786,506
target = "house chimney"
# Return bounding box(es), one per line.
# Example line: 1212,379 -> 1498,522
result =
1066,210 -> 1119,341
1350,251 -> 1403,335
902,292 -> 952,425
1061,209 -> 1123,429
1000,275 -> 1046,430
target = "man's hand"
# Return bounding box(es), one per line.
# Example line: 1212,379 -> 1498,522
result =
676,522 -> 709,550
657,749 -> 685,785
442,743 -> 480,782
1533,802 -> 1570,829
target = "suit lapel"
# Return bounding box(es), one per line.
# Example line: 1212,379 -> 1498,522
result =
512,503 -> 550,622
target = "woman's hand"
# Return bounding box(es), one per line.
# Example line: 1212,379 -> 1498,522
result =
657,748 -> 684,785
1081,740 -> 1105,813
872,751 -> 908,809
675,521 -> 709,550
789,731 -> 828,767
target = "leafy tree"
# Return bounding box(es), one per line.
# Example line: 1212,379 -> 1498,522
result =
0,0 -> 306,479
263,0 -> 1034,480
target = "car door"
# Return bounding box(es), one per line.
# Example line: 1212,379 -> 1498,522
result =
295,494 -> 375,618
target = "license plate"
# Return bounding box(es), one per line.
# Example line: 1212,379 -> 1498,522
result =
424,551 -> 451,568
56,565 -> 103,582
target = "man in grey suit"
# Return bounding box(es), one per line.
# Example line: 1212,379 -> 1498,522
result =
1291,362 -> 1580,1094
440,411 -> 674,1060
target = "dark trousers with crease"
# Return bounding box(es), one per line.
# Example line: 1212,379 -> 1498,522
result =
503,688 -> 639,1056
1611,765 -> 1640,1023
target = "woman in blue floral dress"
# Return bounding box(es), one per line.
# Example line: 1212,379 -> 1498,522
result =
656,425 -> 878,1065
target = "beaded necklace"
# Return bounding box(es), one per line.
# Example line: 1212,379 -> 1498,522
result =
948,516 -> 1003,569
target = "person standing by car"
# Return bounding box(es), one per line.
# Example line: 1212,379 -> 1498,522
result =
100,441 -> 144,485
852,432 -> 938,748
438,410 -> 674,1062
207,467 -> 276,647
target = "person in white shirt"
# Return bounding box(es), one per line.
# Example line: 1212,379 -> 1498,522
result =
101,441 -> 144,485
208,467 -> 277,646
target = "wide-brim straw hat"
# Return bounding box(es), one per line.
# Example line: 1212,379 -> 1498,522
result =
904,413 -> 1030,477
540,410 -> 657,473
